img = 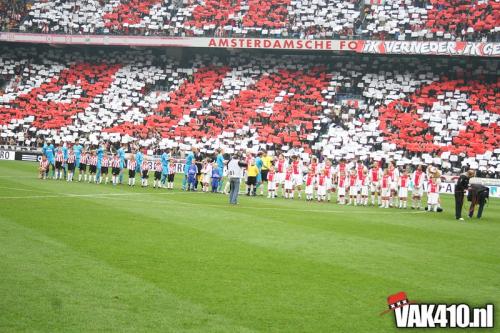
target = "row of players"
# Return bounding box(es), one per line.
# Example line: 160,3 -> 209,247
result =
245,154 -> 441,211
38,149 -> 177,189
37,142 -> 442,211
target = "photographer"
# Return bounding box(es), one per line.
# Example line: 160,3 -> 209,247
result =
454,170 -> 475,220
227,154 -> 248,205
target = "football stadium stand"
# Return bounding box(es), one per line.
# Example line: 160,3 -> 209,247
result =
0,0 -> 497,41
0,46 -> 498,175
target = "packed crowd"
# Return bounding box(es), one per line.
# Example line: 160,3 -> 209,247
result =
363,0 -> 500,42
2,0 -> 498,41
0,0 -> 30,31
38,140 -> 448,211
1,47 -> 497,177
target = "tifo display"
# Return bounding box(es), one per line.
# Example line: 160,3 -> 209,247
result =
1,48 -> 498,178
1,0 -> 497,42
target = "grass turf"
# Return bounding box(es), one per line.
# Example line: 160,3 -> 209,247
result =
0,160 -> 498,332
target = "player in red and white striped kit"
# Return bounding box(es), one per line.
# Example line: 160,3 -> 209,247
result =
66,149 -> 76,182
355,160 -> 367,205
369,162 -> 382,206
167,159 -> 176,189
78,151 -> 88,182
275,154 -> 288,197
335,159 -> 347,180
380,169 -> 391,208
291,155 -> 303,199
111,154 -> 121,185
141,160 -> 150,187
411,165 -> 425,210
335,159 -> 347,203
387,162 -> 399,207
398,168 -> 411,209
54,148 -> 65,180
307,156 -> 319,200
127,156 -> 137,186
153,159 -> 163,189
322,159 -> 334,202
100,153 -> 110,184
87,151 -> 98,183
309,157 -> 319,176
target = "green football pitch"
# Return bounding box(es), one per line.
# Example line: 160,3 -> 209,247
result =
0,160 -> 498,332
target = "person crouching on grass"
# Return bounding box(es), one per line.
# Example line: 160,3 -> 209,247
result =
39,155 -> 49,180
427,176 -> 440,212
141,159 -> 150,187
127,155 -> 137,186
153,159 -> 162,189
266,166 -> 277,198
246,159 -> 259,196
211,162 -> 221,193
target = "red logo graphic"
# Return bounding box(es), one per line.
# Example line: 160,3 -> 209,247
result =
380,291 -> 416,316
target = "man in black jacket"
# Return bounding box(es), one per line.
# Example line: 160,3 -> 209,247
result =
467,184 -> 490,219
194,149 -> 203,189
454,170 -> 475,220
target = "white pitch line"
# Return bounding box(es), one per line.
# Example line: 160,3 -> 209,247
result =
0,176 -> 37,178
0,186 -> 53,193
107,196 -> 428,214
0,190 -> 195,200
0,188 -> 427,215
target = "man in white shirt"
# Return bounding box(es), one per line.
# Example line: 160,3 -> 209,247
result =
227,154 -> 248,205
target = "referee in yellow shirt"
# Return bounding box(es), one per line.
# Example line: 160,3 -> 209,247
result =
261,151 -> 273,182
